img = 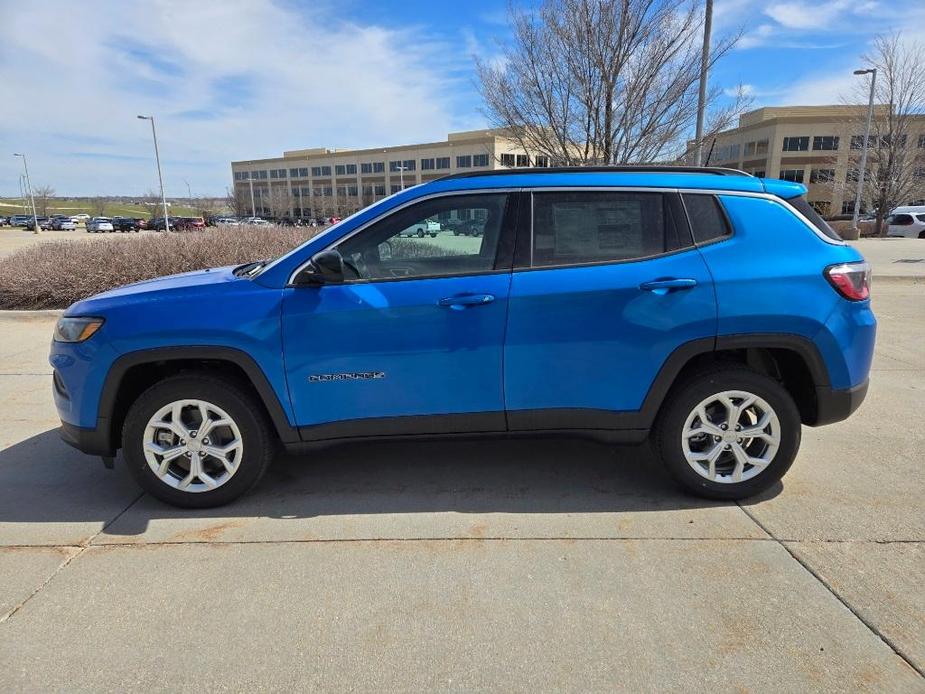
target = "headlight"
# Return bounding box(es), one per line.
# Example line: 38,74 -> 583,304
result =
54,317 -> 104,343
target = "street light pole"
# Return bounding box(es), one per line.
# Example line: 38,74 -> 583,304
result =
137,115 -> 171,232
694,0 -> 713,166
397,165 -> 408,190
248,175 -> 256,217
183,178 -> 193,213
13,153 -> 40,234
852,68 -> 877,233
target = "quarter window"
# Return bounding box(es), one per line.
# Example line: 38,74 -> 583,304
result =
682,194 -> 731,245
336,194 -> 508,281
531,192 -> 671,267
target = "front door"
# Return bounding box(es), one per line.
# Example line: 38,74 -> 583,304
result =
282,192 -> 515,439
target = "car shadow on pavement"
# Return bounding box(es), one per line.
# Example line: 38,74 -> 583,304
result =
0,428 -> 782,537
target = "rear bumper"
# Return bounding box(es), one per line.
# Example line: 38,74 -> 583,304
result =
59,419 -> 114,456
812,378 -> 869,426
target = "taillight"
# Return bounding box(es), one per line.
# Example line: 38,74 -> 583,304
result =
825,261 -> 871,301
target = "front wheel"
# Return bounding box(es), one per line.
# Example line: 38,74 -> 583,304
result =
122,374 -> 274,508
654,367 -> 801,500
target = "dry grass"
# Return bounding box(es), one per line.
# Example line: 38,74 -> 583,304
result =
0,225 -> 321,309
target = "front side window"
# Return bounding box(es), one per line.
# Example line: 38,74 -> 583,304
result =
531,192 -> 672,267
336,194 -> 509,281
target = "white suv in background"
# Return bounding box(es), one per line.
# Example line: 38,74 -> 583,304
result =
886,209 -> 925,239
87,217 -> 114,233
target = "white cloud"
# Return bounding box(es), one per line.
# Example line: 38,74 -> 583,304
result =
764,0 -> 878,29
0,0 -> 486,196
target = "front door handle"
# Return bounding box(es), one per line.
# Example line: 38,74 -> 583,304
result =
639,278 -> 697,294
438,293 -> 495,309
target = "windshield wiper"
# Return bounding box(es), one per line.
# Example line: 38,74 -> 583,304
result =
234,259 -> 268,277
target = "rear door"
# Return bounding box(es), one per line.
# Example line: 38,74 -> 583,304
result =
503,189 -> 717,431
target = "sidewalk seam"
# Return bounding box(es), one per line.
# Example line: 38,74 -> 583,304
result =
0,492 -> 144,624
736,502 -> 924,679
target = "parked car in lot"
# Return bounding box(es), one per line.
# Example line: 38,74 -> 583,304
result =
399,219 -> 441,237
0,216 -> 9,226
72,213 -> 91,222
110,217 -> 141,232
149,217 -> 179,231
9,214 -> 32,226
87,217 -> 115,233
449,219 -> 484,236
885,211 -> 925,239
51,216 -> 77,231
23,216 -> 52,231
50,166 -> 875,508
244,217 -> 271,226
174,216 -> 206,231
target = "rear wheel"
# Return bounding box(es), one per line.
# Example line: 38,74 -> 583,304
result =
654,367 -> 801,500
918,230 -> 925,239
122,374 -> 274,508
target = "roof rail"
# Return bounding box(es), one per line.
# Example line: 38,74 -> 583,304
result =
439,165 -> 751,181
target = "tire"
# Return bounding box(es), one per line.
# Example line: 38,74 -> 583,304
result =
918,230 -> 925,239
654,366 -> 801,500
417,229 -> 424,237
122,373 -> 274,508
430,232 -> 437,237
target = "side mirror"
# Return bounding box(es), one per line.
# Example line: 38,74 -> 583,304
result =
295,249 -> 345,286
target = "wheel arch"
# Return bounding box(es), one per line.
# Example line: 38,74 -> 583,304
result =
642,334 -> 831,429
99,346 -> 299,453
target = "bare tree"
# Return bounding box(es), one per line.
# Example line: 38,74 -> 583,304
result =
846,34 -> 925,236
268,186 -> 293,219
33,185 -> 55,216
91,198 -> 108,217
477,0 -> 743,165
226,187 -> 250,218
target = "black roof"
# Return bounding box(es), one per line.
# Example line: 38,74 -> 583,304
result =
440,165 -> 751,181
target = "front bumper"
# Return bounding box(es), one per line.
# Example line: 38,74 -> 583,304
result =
813,378 -> 869,426
60,418 -> 115,456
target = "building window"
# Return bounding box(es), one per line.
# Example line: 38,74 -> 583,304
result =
402,159 -> 416,171
755,139 -> 769,155
500,153 -> 515,167
841,200 -> 867,215
270,170 -> 279,179
233,172 -> 244,181
779,169 -> 804,183
812,136 -> 839,151
846,168 -> 871,183
289,168 -> 299,178
361,163 -> 372,174
346,164 -> 357,175
516,154 -> 530,167
375,184 -> 386,196
456,155 -> 472,168
782,136 -> 809,152
534,155 -> 550,167
421,158 -> 435,170
878,134 -> 907,148
809,168 -> 835,184
744,142 -> 755,156
389,160 -> 402,172
390,184 -> 402,194
311,166 -> 331,177
473,153 -> 489,167
850,135 -> 867,150
918,134 -> 925,149
750,169 -> 766,178
435,157 -> 450,170
335,165 -> 346,176
258,170 -> 268,179
712,143 -> 740,163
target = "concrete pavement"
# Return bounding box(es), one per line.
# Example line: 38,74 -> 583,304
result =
0,286 -> 923,692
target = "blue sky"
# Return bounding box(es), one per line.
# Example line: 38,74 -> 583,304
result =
1,0 -> 922,197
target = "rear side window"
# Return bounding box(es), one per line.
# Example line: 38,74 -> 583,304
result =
788,196 -> 842,241
531,192 -> 671,267
682,194 -> 731,244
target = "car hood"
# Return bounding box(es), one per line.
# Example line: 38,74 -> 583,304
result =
66,265 -> 241,315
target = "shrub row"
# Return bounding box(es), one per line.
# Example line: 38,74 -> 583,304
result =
0,226 -> 321,310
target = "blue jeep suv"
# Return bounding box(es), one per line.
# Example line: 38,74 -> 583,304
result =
50,167 -> 875,507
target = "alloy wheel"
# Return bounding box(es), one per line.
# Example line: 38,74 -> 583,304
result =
142,399 -> 244,493
681,390 -> 781,484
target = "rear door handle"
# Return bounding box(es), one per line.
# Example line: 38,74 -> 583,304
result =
639,278 -> 697,294
438,293 -> 495,309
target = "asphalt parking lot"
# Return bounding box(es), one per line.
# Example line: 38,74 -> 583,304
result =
0,245 -> 923,691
